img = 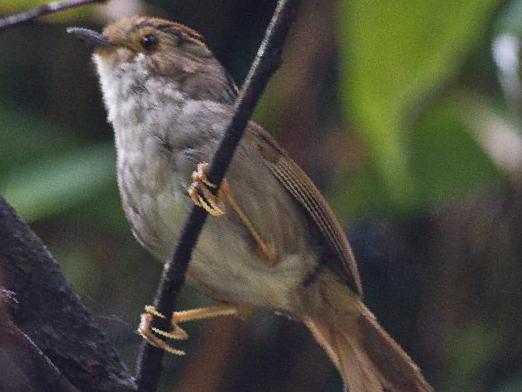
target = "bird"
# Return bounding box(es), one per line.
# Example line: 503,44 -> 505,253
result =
68,16 -> 432,392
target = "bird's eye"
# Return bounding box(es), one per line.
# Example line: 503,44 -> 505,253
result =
140,34 -> 158,51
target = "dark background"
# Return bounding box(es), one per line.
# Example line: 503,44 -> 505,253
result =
1,0 -> 522,391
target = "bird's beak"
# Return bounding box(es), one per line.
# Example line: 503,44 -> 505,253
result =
66,27 -> 112,48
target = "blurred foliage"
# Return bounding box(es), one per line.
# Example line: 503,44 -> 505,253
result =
0,0 -> 54,12
0,105 -> 115,220
0,0 -> 93,22
1,0 -> 522,391
337,0 -> 502,212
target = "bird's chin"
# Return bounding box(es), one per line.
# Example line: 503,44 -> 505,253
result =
93,46 -> 134,67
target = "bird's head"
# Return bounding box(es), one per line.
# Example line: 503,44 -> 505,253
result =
68,16 -> 237,103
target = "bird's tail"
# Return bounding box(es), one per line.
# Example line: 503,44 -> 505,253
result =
304,282 -> 432,392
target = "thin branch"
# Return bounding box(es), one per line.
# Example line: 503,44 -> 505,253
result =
134,0 -> 302,391
0,0 -> 106,32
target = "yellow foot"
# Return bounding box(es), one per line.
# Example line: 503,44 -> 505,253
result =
137,305 -> 187,355
137,304 -> 254,355
188,162 -> 225,216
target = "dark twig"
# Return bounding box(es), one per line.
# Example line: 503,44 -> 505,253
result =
0,0 -> 106,32
134,0 -> 302,391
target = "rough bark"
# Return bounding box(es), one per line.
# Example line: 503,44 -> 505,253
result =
0,195 -> 136,392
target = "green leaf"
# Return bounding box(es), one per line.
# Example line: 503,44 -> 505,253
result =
0,0 -> 93,20
332,93 -> 503,219
2,143 -> 115,221
0,0 -> 49,12
0,106 -> 78,168
411,95 -> 501,205
338,0 -> 501,205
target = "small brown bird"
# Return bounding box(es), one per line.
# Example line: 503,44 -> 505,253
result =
69,16 -> 432,392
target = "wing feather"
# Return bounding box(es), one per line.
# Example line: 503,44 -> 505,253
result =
251,125 -> 363,296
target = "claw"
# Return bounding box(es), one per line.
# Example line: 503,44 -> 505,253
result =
188,162 -> 225,216
137,304 -> 253,356
151,324 -> 189,340
137,306 -> 187,355
192,162 -> 216,188
144,304 -> 165,318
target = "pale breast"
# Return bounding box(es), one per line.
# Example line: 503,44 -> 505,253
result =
116,132 -> 188,261
102,62 -> 319,313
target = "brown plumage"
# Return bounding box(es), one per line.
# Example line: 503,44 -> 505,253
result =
70,16 -> 433,391
252,124 -> 432,392
304,274 -> 432,392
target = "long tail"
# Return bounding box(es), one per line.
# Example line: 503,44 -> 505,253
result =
304,285 -> 432,391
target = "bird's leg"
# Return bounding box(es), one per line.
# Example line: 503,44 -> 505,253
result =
138,306 -> 187,355
137,304 -> 253,355
188,162 -> 278,265
220,180 -> 279,265
188,162 -> 225,216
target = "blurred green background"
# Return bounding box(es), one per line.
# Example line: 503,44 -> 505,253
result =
1,0 -> 522,391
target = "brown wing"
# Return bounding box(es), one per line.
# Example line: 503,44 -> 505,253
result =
250,125 -> 363,296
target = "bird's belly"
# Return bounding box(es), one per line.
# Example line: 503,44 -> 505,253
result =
129,194 -> 309,312
186,220 -> 311,313
125,190 -> 307,311
118,149 -> 313,314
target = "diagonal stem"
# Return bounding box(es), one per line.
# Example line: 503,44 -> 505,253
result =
0,0 -> 106,32
134,0 -> 302,391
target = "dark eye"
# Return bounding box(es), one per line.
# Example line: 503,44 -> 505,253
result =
140,34 -> 158,50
